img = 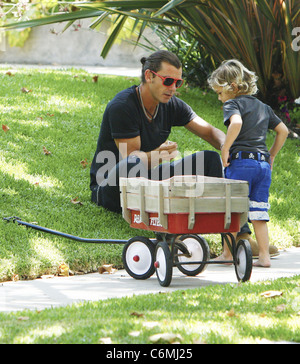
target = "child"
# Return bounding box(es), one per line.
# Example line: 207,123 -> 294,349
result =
208,60 -> 288,267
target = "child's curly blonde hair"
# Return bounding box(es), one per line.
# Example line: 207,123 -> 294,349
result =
208,59 -> 258,95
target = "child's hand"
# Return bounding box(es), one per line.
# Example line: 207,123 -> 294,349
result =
269,155 -> 275,170
221,148 -> 230,167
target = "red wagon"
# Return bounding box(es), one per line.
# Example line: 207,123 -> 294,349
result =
120,175 -> 252,287
4,175 -> 252,288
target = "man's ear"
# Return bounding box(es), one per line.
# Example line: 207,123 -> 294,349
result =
144,69 -> 153,84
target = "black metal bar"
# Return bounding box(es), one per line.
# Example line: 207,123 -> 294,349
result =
4,218 -> 127,245
174,260 -> 234,266
221,233 -> 234,255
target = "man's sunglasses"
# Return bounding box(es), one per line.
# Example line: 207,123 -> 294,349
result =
150,70 -> 184,89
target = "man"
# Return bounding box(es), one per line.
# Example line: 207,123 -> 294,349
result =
89,50 -> 278,256
90,50 -> 224,212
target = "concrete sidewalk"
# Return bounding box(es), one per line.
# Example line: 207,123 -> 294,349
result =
1,247 -> 299,312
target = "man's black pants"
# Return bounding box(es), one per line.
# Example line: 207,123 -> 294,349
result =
91,150 -> 222,213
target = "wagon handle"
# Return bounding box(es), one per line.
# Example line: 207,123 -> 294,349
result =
3,217 -> 128,244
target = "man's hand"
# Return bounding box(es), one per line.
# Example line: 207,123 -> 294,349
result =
150,140 -> 178,167
157,140 -> 178,160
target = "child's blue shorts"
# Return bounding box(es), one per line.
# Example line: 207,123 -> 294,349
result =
225,158 -> 272,221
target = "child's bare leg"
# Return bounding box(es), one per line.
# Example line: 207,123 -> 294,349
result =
213,233 -> 237,263
251,220 -> 271,267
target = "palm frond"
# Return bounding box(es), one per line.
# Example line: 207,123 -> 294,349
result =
1,0 -> 298,100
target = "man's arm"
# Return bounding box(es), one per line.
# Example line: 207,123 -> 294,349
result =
115,136 -> 178,169
185,116 -> 226,150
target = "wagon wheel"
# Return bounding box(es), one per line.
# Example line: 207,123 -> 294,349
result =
234,239 -> 252,282
174,234 -> 210,276
154,241 -> 173,287
122,236 -> 155,280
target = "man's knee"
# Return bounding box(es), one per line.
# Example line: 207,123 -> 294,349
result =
203,150 -> 223,177
91,155 -> 147,212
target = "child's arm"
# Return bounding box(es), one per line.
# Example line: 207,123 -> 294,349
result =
268,122 -> 289,170
221,114 -> 242,167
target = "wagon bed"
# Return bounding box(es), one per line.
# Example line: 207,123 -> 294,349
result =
120,175 -> 253,286
120,175 -> 249,233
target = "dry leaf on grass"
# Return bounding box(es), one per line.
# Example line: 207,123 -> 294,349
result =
21,87 -> 32,93
43,146 -> 51,155
130,312 -> 144,318
17,316 -> 30,321
98,264 -> 117,274
80,158 -> 88,168
57,263 -> 69,277
99,337 -> 112,344
260,290 -> 283,298
70,197 -> 83,206
227,308 -> 239,317
149,333 -> 183,344
2,124 -> 10,132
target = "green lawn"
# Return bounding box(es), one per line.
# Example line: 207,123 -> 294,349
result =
0,67 -> 299,283
0,67 -> 299,345
0,275 -> 300,344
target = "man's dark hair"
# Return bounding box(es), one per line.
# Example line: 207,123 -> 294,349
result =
140,50 -> 182,83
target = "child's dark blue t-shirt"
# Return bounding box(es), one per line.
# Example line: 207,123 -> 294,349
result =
223,95 -> 282,155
